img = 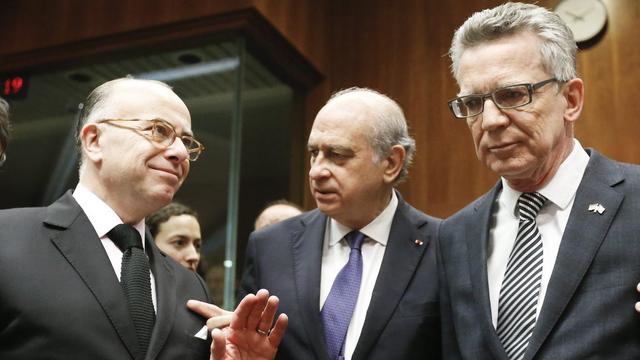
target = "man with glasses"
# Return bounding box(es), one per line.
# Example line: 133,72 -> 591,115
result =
0,98 -> 9,168
438,3 -> 640,359
0,78 -> 286,360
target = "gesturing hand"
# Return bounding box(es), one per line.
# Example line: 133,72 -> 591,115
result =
209,289 -> 288,360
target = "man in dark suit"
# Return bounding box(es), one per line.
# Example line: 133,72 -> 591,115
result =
0,78 -> 285,360
439,3 -> 640,359
240,87 -> 441,360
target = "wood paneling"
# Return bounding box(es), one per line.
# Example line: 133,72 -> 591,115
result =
0,0 -> 252,55
2,0 -> 639,218
306,0 -> 639,218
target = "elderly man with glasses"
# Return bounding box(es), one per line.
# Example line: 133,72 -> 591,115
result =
0,77 -> 286,360
438,3 -> 640,360
0,98 -> 9,167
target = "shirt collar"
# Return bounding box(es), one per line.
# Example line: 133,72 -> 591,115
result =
328,190 -> 399,247
500,138 -> 589,215
72,183 -> 146,247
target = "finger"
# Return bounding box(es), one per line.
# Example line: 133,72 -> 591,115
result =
210,328 -> 226,360
637,282 -> 640,292
187,299 -> 225,318
268,313 -> 289,348
636,302 -> 640,313
230,293 -> 257,331
257,295 -> 279,333
245,289 -> 270,331
206,314 -> 233,329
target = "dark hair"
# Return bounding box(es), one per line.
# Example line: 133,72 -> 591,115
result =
146,202 -> 198,237
0,98 -> 10,152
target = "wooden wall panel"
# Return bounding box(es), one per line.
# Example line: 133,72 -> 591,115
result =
317,0 -> 638,218
2,0 -> 638,219
575,0 -> 640,163
0,0 -> 252,55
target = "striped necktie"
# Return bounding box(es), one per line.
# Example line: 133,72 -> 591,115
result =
497,192 -> 546,360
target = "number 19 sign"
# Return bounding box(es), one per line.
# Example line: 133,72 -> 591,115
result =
1,74 -> 29,100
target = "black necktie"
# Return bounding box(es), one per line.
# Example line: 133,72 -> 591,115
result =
108,224 -> 155,358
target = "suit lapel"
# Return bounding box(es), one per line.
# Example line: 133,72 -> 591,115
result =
351,198 -> 430,360
145,235 -> 176,360
524,151 -> 624,359
292,210 -> 330,359
467,184 -> 509,359
45,192 -> 139,359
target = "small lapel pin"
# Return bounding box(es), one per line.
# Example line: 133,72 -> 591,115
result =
588,203 -> 605,214
414,239 -> 424,246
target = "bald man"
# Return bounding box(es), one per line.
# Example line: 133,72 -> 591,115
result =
240,87 -> 441,360
254,200 -> 303,230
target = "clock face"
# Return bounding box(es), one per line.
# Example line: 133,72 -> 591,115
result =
555,0 -> 607,43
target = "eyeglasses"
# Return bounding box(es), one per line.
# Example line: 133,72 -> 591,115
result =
97,118 -> 205,161
448,78 -> 559,119
0,152 -> 5,167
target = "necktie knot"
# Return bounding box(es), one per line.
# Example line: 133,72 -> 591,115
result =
346,231 -> 365,251
108,224 -> 143,251
516,192 -> 546,221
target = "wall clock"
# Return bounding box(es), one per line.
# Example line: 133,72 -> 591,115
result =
554,0 -> 607,43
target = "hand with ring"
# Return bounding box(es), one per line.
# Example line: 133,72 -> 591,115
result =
202,289 -> 288,360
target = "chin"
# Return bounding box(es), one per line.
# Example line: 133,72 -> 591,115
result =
150,189 -> 175,208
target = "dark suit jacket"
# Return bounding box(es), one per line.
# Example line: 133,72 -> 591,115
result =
438,149 -> 640,359
0,191 -> 211,360
239,193 -> 441,360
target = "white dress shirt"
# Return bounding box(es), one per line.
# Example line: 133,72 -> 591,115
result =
488,139 -> 589,327
73,183 -> 157,312
320,191 -> 398,360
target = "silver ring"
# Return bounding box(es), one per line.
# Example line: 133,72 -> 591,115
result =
256,328 -> 270,336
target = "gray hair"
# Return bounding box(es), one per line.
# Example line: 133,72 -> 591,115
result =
449,2 -> 577,83
328,87 -> 416,184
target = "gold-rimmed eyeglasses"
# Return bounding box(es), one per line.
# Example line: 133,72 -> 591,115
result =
448,78 -> 559,119
97,118 -> 205,161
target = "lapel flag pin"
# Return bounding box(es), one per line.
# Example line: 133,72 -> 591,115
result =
588,203 -> 605,214
414,239 -> 424,246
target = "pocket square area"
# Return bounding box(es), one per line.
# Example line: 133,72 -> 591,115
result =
194,325 -> 208,340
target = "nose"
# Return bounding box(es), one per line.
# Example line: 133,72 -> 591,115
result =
309,154 -> 331,181
166,137 -> 190,163
185,244 -> 200,269
480,98 -> 510,131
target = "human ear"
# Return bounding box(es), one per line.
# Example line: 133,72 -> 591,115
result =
382,145 -> 405,184
80,123 -> 103,164
563,78 -> 584,124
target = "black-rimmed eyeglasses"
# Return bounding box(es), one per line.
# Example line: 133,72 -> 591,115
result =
97,118 -> 205,161
448,78 -> 559,119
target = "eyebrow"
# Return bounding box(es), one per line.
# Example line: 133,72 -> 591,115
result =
458,80 -> 530,96
154,118 -> 194,137
307,144 -> 353,154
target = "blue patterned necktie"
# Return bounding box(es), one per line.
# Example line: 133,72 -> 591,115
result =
497,192 -> 546,360
108,224 -> 155,359
321,231 -> 366,360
